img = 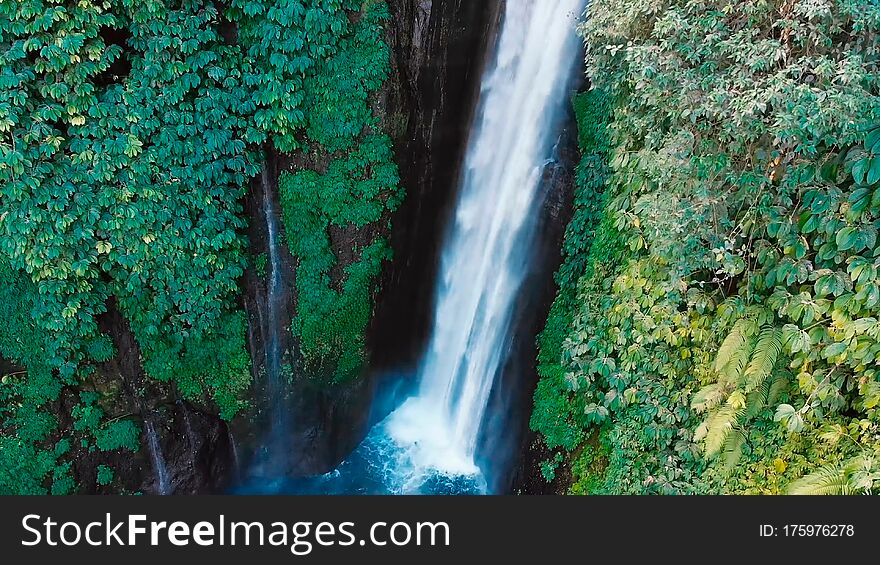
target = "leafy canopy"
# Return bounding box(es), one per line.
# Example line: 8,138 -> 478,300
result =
533,0 -> 880,494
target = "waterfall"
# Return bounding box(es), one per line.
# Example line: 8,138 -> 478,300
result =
236,0 -> 585,495
260,163 -> 290,473
263,165 -> 283,393
384,0 -> 586,480
144,418 -> 171,495
228,427 -> 242,480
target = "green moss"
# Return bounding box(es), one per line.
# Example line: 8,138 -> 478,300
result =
569,428 -> 611,495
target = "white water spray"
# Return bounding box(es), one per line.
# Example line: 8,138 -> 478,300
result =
384,0 -> 586,484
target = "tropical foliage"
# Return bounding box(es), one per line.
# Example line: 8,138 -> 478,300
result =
0,0 -> 398,493
533,0 -> 880,494
279,2 -> 401,382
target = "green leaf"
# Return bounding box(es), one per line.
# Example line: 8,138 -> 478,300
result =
744,327 -> 782,393
704,405 -> 741,457
853,158 -> 869,185
866,127 -> 880,155
782,323 -> 811,353
788,464 -> 851,495
836,227 -> 857,251
774,403 -> 804,433
822,341 -> 848,359
692,383 -> 725,413
868,157 -> 880,186
714,319 -> 754,382
96,465 -> 114,486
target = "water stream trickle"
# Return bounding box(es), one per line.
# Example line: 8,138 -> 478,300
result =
178,400 -> 198,453
145,417 -> 172,495
258,163 -> 290,475
228,427 -> 242,480
263,165 -> 284,397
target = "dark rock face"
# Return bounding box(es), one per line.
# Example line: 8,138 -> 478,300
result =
507,79 -> 589,495
70,301 -> 234,495
142,400 -> 234,494
368,0 -> 502,374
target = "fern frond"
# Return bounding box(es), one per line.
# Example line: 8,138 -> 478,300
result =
704,405 -> 742,458
788,464 -> 853,495
766,372 -> 788,407
745,371 -> 788,418
744,326 -> 782,392
726,389 -> 746,411
721,429 -> 746,472
747,368 -> 774,416
727,342 -> 753,385
714,319 -> 749,373
745,389 -> 764,418
691,383 -> 726,413
714,319 -> 756,385
693,419 -> 709,443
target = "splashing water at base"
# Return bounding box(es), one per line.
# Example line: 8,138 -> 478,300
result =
236,421 -> 487,495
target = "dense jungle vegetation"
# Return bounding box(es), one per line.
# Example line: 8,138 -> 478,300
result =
4,0 -> 880,497
0,0 -> 398,494
533,0 -> 880,494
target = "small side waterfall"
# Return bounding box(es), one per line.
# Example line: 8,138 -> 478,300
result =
263,165 -> 284,397
259,162 -> 290,474
144,418 -> 171,495
228,427 -> 241,480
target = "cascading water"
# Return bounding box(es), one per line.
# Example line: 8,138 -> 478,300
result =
240,0 -> 584,495
257,163 -> 290,475
386,0 -> 586,479
262,165 -> 283,396
375,0 -> 587,493
144,418 -> 171,495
